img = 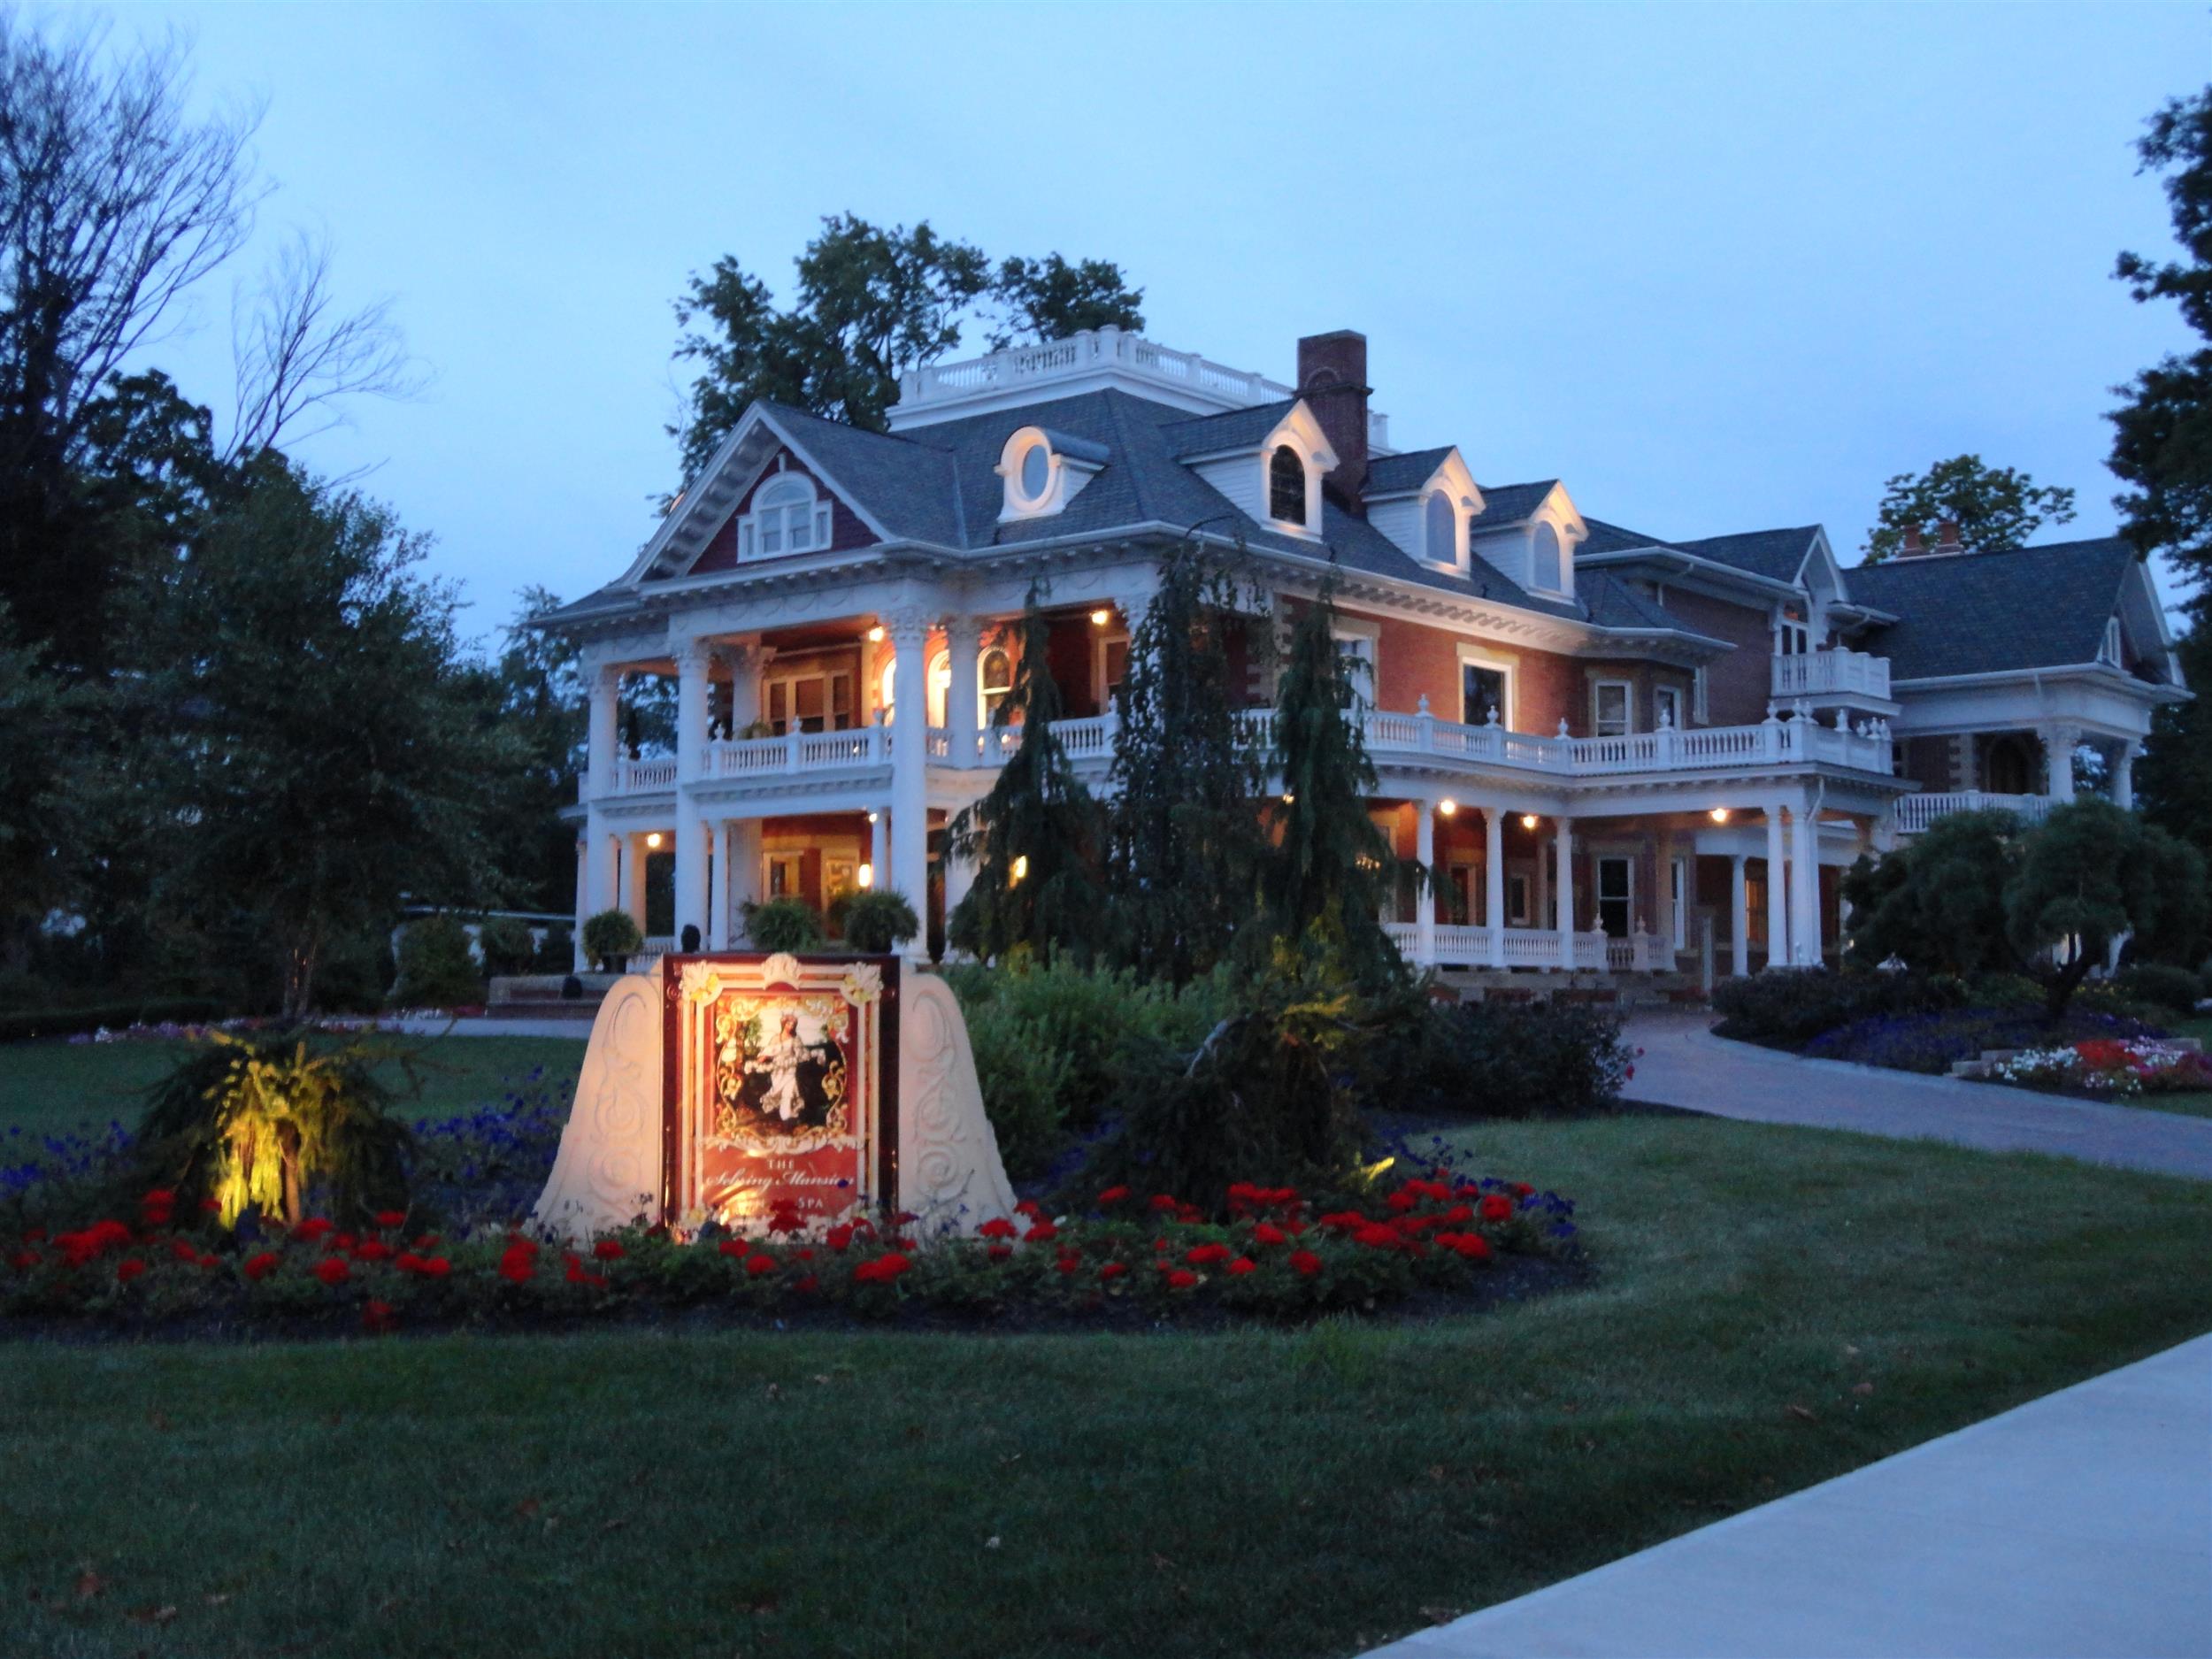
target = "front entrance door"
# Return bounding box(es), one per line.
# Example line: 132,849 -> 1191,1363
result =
1597,856 -> 1633,940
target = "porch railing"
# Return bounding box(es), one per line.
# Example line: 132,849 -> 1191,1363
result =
1771,649 -> 1892,702
1893,791 -> 2057,835
1380,921 -> 1653,972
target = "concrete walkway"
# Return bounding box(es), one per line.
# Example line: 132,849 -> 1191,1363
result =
1366,1331 -> 2212,1659
358,1015 -> 591,1040
1624,1010 -> 2212,1181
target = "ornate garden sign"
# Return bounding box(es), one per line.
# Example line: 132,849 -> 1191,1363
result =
534,953 -> 1014,1241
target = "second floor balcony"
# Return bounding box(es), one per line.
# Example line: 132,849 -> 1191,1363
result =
1771,647 -> 1892,703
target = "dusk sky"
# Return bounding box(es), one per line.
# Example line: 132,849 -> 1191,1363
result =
134,2 -> 2207,650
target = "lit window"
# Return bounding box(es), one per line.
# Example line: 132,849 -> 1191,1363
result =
1532,522 -> 1563,590
1425,492 -> 1457,565
928,649 -> 951,728
1269,445 -> 1306,526
741,472 -> 831,560
979,647 -> 1014,719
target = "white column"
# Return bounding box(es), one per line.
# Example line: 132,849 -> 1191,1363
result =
707,818 -> 731,949
1414,802 -> 1437,967
1730,853 -> 1750,977
587,664 -> 620,800
1554,816 -> 1575,972
672,641 -> 712,945
726,641 -> 761,735
2115,741 -> 2139,810
945,614 -> 981,769
572,836 -> 590,971
1792,799 -> 1823,965
1763,804 -> 1789,969
1484,809 -> 1507,969
2042,723 -> 2081,803
887,611 -> 931,955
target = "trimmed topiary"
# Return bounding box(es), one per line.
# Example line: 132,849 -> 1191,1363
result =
833,889 -> 919,955
581,910 -> 642,972
742,897 -> 824,953
474,916 -> 535,979
391,916 -> 483,1009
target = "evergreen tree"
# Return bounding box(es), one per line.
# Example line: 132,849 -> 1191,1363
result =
945,595 -> 1105,964
1106,542 -> 1268,985
1259,583 -> 1418,989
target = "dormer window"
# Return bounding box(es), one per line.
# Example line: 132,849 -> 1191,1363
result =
1269,445 -> 1307,526
1532,521 -> 1563,591
2101,617 -> 2124,666
998,425 -> 1105,522
739,470 -> 831,560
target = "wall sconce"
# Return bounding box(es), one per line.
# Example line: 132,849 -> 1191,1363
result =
1519,814 -> 1539,831
1089,608 -> 1111,627
1280,792 -> 1295,805
856,862 -> 874,890
1438,798 -> 1457,818
645,832 -> 664,849
1709,807 -> 1732,825
866,810 -> 879,824
866,625 -> 885,643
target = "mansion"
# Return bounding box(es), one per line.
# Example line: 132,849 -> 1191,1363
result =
541,326 -> 2185,976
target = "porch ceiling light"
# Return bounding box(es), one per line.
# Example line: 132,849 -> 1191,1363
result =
1438,798 -> 1457,817
1520,814 -> 1539,831
867,625 -> 885,642
1709,807 -> 1731,824
645,832 -> 664,849
1280,792 -> 1295,805
866,810 -> 879,824
1089,608 -> 1111,627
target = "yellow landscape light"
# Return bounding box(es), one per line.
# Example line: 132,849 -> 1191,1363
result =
1010,854 -> 1030,885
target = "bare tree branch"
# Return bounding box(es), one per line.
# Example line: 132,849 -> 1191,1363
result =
227,227 -> 424,460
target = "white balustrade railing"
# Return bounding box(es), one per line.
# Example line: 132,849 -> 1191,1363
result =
1772,649 -> 1892,702
1893,791 -> 2057,835
601,704 -> 1898,799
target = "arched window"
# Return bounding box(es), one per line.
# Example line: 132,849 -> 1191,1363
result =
979,647 -> 1014,720
1531,521 -> 1563,590
1425,492 -> 1456,565
740,472 -> 832,558
927,649 -> 951,728
1269,445 -> 1306,526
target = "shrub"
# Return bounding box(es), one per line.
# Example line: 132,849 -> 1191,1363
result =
531,924 -> 574,973
833,889 -> 919,955
391,916 -> 482,1009
1841,810 -> 2024,976
581,909 -> 642,972
475,917 -> 536,978
0,997 -> 226,1045
310,931 -> 392,1014
1712,967 -> 1964,1046
1803,1006 -> 2164,1074
2114,962 -> 2205,1017
742,897 -> 824,952
1372,999 -> 1633,1118
134,1031 -> 413,1227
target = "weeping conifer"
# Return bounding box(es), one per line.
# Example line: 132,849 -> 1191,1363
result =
1106,541 -> 1269,985
945,593 -> 1105,964
1262,581 -> 1419,988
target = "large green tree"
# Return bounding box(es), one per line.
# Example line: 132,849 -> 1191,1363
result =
0,601 -> 77,966
1862,456 -> 2077,563
945,595 -> 1106,965
2005,798 -> 2207,1020
1106,543 -> 1269,986
128,461 -> 516,1017
1840,809 -> 2025,976
1260,586 -> 1417,991
671,216 -> 1143,475
476,585 -> 588,914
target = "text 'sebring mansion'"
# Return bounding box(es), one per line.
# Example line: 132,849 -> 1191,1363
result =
541,327 -> 2185,975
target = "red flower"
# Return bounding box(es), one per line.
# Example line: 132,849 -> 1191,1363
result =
413,1233 -> 442,1251
1289,1249 -> 1323,1278
1453,1233 -> 1493,1262
592,1238 -> 626,1261
1164,1268 -> 1199,1291
1353,1224 -> 1400,1249
1055,1255 -> 1081,1277
496,1244 -> 536,1284
362,1299 -> 397,1334
852,1253 -> 911,1285
1479,1194 -> 1514,1223
893,1210 -> 920,1225
824,1224 -> 856,1253
243,1251 -> 280,1282
353,1240 -> 395,1263
170,1239 -> 200,1262
987,1243 -> 1012,1263
313,1256 -> 350,1286
718,1239 -> 747,1257
1148,1194 -> 1179,1213
767,1207 -> 803,1236
1512,1182 -> 1534,1199
1440,1203 -> 1473,1225
115,1257 -> 147,1283
795,1248 -> 814,1261
140,1188 -> 175,1221
1099,1261 -> 1128,1281
419,1256 -> 452,1279
977,1217 -> 1018,1240
1225,1256 -> 1257,1277
1386,1190 -> 1417,1213
1022,1221 -> 1058,1244
744,1254 -> 778,1278
334,1233 -> 357,1253
1317,1210 -> 1367,1233
1252,1222 -> 1287,1247
565,1255 -> 607,1288
1096,1186 -> 1131,1206
1014,1199 -> 1044,1219
794,1274 -> 819,1294
198,1253 -> 221,1271
294,1218 -> 335,1243
1185,1242 -> 1233,1267
373,1210 -> 407,1229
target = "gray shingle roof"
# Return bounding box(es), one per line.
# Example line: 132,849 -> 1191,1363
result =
1578,517 -> 1672,556
1672,526 -> 1821,584
1363,447 -> 1454,495
1467,480 -> 1557,530
1161,399 -> 1301,458
1847,538 -> 2138,680
1578,571 -> 1708,635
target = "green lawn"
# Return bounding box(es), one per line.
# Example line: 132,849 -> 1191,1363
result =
0,1034 -> 587,1136
6,1115 -> 2212,1659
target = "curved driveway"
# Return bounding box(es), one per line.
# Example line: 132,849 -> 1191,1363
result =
1624,1011 -> 2212,1181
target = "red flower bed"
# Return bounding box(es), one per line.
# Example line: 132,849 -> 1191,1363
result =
1,1165 -> 1578,1332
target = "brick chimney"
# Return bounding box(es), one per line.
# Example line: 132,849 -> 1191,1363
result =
1899,525 -> 1927,558
1295,330 -> 1370,514
1933,518 -> 1962,556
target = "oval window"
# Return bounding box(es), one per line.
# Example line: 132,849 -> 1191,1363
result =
1020,442 -> 1050,501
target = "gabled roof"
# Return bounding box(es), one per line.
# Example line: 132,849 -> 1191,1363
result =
1161,398 -> 1302,458
1466,480 -> 1558,531
1672,526 -> 1823,585
1847,537 -> 2141,680
1578,517 -> 1673,556
1578,571 -> 1709,637
1363,446 -> 1455,495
